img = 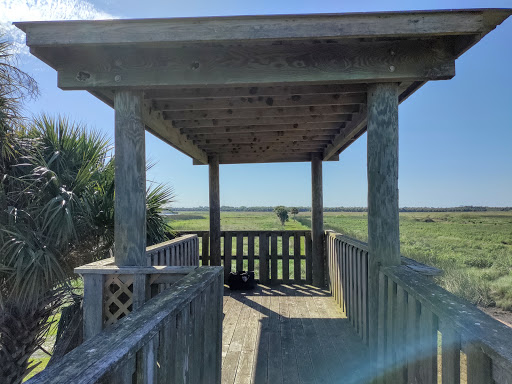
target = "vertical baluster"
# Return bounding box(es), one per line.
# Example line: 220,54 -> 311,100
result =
418,306 -> 437,384
202,232 -> 210,266
236,233 -> 244,272
293,232 -> 301,283
270,233 -> 278,284
83,274 -> 104,340
440,322 -> 461,384
386,280 -> 397,382
394,286 -> 407,384
248,234 -> 255,272
407,295 -> 421,384
377,272 -> 388,383
282,232 -> 290,284
305,231 -> 313,285
362,251 -> 369,344
466,343 -> 493,384
259,233 -> 269,284
224,232 -> 232,281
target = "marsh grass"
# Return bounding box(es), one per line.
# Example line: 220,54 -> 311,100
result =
171,211 -> 512,310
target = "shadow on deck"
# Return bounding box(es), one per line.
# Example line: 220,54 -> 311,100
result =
222,285 -> 370,384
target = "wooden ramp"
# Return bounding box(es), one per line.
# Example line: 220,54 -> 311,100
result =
222,285 -> 370,384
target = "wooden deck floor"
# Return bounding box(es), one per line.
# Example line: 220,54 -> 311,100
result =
221,285 -> 370,384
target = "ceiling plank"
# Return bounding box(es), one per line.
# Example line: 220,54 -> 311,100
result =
164,105 -> 359,120
171,115 -> 349,129
156,94 -> 365,111
180,123 -> 343,135
57,39 -> 455,89
145,84 -> 367,99
195,137 -> 332,145
189,130 -> 339,141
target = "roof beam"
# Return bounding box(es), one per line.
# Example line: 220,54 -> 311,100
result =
189,131 -> 338,141
56,40 -> 455,90
323,107 -> 367,161
142,101 -> 208,164
165,105 -> 360,120
215,153 -> 339,165
196,137 -> 332,145
16,10 -> 505,47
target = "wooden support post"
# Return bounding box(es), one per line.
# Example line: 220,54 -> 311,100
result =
209,155 -> 221,266
114,90 -> 146,266
366,83 -> 401,364
82,274 -> 104,340
311,153 -> 324,287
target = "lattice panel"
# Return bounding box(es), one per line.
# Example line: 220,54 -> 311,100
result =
104,274 -> 134,326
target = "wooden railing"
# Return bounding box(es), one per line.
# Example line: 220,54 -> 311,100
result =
325,230 -> 512,383
27,266 -> 224,384
78,234 -> 200,335
146,234 -> 199,266
179,230 -> 312,285
326,231 -> 370,344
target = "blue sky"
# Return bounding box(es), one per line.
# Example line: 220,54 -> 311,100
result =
2,0 -> 511,208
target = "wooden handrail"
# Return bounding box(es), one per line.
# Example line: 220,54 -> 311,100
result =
380,265 -> 512,383
27,266 -> 224,384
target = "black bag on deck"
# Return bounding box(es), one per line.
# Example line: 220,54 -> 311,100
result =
227,271 -> 256,290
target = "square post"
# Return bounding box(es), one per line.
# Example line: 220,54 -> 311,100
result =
114,90 -> 146,266
367,83 -> 401,365
209,155 -> 221,266
311,153 -> 325,287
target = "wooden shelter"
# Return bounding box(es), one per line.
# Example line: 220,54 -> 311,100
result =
17,9 -> 512,384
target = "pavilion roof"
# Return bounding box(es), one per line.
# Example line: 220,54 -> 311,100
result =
16,9 -> 511,164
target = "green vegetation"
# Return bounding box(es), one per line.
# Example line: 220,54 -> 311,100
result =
170,210 -> 512,311
273,206 -> 289,226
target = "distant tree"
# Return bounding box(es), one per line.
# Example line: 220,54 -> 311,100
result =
290,207 -> 299,220
273,206 -> 289,226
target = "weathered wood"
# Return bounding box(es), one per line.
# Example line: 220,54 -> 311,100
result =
56,39 -> 455,89
406,296 -> 421,384
293,233 -> 301,282
114,90 -> 146,266
172,115 -> 349,129
441,324 -> 461,384
282,232 -> 290,284
18,11 -> 508,47
323,107 -> 367,161
247,234 -> 255,272
236,233 -> 244,272
167,105 -> 358,121
209,156 -> 221,266
146,84 -> 367,100
159,93 -> 364,112
270,233 -> 278,285
367,83 -> 400,360
259,233 -> 269,284
202,232 -> 210,266
466,344 -> 493,384
196,135 -> 332,145
190,131 -> 339,142
224,232 -> 233,281
305,231 -> 312,285
217,153 -> 322,165
184,122 -> 343,135
311,153 -> 324,287
83,274 -> 104,340
26,267 -> 223,384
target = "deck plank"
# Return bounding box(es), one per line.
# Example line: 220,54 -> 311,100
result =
222,285 -> 369,384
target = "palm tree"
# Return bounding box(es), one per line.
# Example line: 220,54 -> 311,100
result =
0,116 -> 174,382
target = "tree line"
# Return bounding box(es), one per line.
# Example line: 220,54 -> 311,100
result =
173,205 -> 511,213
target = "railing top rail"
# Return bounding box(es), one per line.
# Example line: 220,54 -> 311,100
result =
27,266 -> 223,384
146,233 -> 197,253
383,265 -> 512,372
74,257 -> 197,274
178,230 -> 311,235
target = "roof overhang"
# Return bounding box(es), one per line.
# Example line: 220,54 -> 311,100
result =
15,9 -> 512,165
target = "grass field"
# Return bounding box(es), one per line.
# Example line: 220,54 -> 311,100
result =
168,211 -> 512,310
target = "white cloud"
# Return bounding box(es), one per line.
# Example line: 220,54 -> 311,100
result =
1,0 -> 116,54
